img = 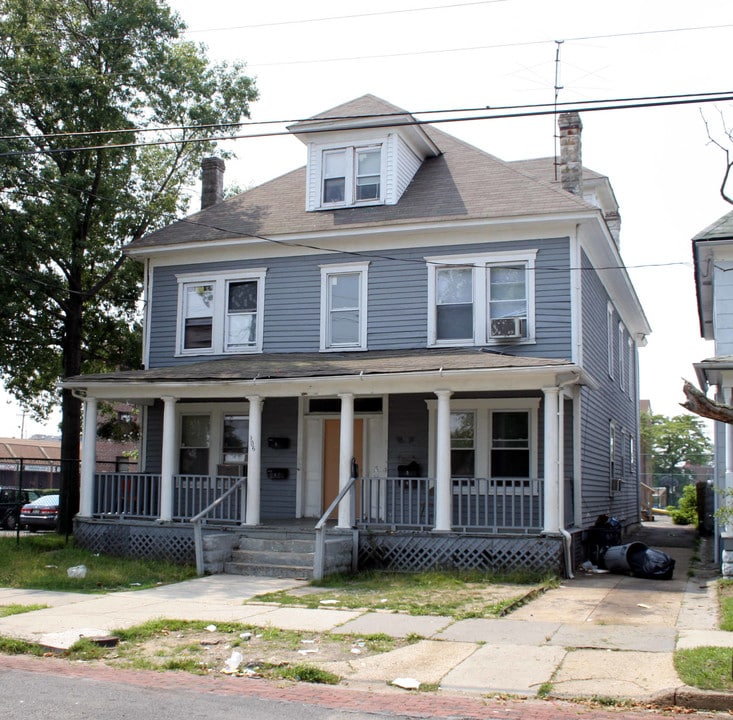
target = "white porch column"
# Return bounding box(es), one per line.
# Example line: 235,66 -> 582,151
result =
434,390 -> 453,532
337,393 -> 355,528
245,395 -> 263,526
542,386 -> 561,534
79,396 -> 98,517
159,396 -> 177,522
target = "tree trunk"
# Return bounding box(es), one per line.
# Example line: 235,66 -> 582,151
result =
58,293 -> 83,536
681,379 -> 733,424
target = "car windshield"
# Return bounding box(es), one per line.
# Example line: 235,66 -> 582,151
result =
24,494 -> 59,507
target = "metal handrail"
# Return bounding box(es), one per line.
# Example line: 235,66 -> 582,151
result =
192,476 -> 247,576
313,474 -> 359,580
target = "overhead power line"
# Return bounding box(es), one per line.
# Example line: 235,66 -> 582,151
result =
2,91 -> 732,159
3,90 -> 731,144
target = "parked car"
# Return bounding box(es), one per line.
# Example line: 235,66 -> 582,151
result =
20,494 -> 59,532
0,487 -> 40,530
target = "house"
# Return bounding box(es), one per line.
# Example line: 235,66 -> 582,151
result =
691,209 -> 733,576
64,95 -> 650,577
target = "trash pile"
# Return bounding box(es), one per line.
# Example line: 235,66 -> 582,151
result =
585,516 -> 675,580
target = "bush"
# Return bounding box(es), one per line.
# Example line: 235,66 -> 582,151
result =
670,484 -> 698,526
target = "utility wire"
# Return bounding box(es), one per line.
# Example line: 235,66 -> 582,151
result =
3,90 -> 732,144
2,91 -> 733,158
183,0 -> 509,33
247,23 -> 733,67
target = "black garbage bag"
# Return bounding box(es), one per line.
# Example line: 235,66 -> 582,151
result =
627,545 -> 675,580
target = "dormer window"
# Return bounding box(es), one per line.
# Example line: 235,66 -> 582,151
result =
321,145 -> 382,207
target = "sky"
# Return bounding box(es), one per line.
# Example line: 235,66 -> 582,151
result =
3,0 -> 732,438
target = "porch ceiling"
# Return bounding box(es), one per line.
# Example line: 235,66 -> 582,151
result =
64,347 -> 595,400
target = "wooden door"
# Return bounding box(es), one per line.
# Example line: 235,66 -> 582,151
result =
323,418 -> 364,511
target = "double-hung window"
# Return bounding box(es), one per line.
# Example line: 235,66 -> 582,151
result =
320,262 -> 369,351
450,411 -> 475,477
426,398 -> 539,482
321,145 -> 383,207
436,267 -> 473,341
427,250 -> 536,346
491,411 -> 530,477
177,269 -> 266,355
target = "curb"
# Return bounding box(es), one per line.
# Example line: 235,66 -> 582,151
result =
673,684 -> 733,712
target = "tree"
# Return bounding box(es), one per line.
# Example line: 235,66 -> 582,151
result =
640,412 -> 712,490
0,0 -> 258,533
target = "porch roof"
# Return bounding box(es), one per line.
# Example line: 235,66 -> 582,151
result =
65,348 -> 595,400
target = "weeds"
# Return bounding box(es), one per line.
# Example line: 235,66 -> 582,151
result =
0,535 -> 196,592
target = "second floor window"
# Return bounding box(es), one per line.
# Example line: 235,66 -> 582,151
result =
177,269 -> 266,356
320,261 -> 369,350
427,250 -> 536,347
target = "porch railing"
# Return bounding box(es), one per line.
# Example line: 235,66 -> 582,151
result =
94,473 -> 161,518
173,474 -> 244,523
192,475 -> 248,576
92,473 -> 245,522
359,476 -> 544,533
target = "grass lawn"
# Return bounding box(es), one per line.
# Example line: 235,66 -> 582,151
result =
251,568 -> 556,620
0,534 -> 196,592
674,580 -> 733,692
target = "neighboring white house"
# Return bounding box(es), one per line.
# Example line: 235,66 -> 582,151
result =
692,209 -> 733,576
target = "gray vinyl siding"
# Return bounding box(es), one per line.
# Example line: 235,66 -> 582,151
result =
143,401 -> 163,473
147,236 -> 572,367
579,249 -> 639,529
259,397 -> 298,519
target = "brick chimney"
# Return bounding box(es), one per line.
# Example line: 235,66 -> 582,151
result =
558,112 -> 583,196
200,157 -> 225,209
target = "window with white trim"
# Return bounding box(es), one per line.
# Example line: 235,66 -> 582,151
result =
450,411 -> 475,477
176,269 -> 266,355
426,398 -> 539,481
607,303 -> 615,379
491,411 -> 530,477
427,250 -> 536,346
618,323 -> 625,391
609,421 -> 621,493
626,336 -> 634,397
320,262 -> 369,351
177,402 -> 252,478
179,414 -> 210,475
321,145 -> 383,207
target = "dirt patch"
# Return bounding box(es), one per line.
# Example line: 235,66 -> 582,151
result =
86,623 -> 410,679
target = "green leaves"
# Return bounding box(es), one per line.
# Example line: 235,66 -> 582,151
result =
0,0 -> 258,415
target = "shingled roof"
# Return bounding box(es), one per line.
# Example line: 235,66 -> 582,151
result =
128,95 -> 597,252
65,347 -> 580,385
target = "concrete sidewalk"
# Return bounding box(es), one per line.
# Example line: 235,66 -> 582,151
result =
0,521 -> 731,711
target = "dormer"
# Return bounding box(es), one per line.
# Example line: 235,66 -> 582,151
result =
288,95 -> 441,212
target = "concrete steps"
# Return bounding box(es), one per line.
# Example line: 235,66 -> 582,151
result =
223,532 -> 316,579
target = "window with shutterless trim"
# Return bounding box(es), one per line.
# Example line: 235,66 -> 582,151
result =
319,261 -> 369,351
320,145 -> 383,208
426,250 -> 536,347
175,269 -> 266,355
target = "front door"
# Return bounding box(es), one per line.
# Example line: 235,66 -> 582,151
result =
323,418 -> 364,511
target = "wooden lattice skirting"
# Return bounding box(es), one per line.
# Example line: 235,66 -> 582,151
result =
358,531 -> 566,575
74,518 -> 195,566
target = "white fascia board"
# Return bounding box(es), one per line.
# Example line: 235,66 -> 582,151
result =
62,364 -> 592,401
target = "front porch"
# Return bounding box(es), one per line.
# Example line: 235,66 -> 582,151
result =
74,471 -> 565,576
68,348 -> 586,578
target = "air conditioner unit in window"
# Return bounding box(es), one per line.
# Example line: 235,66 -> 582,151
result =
490,317 -> 525,339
